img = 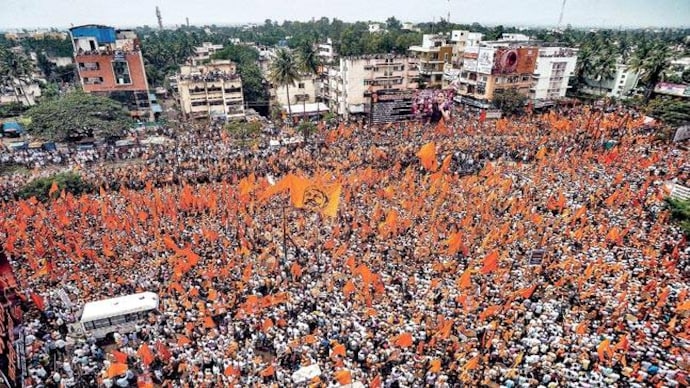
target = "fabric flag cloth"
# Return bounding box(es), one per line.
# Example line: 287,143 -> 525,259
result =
111,350 -> 128,364
417,142 -> 438,171
333,369 -> 352,385
137,343 -> 154,366
48,181 -> 59,197
106,363 -> 128,378
393,332 -> 414,348
480,251 -> 499,274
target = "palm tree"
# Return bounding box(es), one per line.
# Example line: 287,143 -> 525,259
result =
297,41 -> 322,124
629,41 -> 672,103
589,54 -> 616,96
269,48 -> 300,123
0,47 -> 34,106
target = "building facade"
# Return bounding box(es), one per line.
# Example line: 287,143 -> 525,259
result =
582,63 -> 640,98
531,46 -> 578,100
408,35 -> 453,87
272,74 -> 320,113
177,60 -> 245,120
69,25 -> 154,119
457,43 -> 539,102
191,42 -> 224,65
323,55 -> 420,118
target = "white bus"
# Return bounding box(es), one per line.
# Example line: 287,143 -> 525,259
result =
68,292 -> 160,339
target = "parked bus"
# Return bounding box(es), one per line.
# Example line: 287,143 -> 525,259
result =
68,292 -> 160,339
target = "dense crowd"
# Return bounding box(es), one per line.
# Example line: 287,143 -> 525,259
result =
1,105 -> 689,387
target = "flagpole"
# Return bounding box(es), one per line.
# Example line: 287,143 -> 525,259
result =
283,193 -> 288,263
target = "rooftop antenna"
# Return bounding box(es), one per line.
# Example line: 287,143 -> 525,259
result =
557,0 -> 567,28
156,6 -> 163,30
447,0 -> 451,24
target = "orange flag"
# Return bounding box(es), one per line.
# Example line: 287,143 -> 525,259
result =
107,363 -> 128,378
394,332 -> 414,348
203,316 -> 216,329
48,181 -> 59,197
456,269 -> 472,289
479,305 -> 501,321
334,369 -> 352,385
224,365 -> 240,377
137,343 -> 154,366
290,262 -> 303,279
597,339 -> 612,362
480,251 -> 499,274
446,232 -> 464,255
321,182 -> 342,218
260,365 -> 275,377
262,318 -> 274,332
331,342 -> 346,357
417,142 -> 437,171
515,284 -> 537,299
429,359 -> 442,373
343,280 -> 356,299
111,350 -> 128,364
464,355 -> 480,371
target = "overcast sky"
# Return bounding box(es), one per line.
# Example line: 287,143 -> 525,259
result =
1,0 -> 688,30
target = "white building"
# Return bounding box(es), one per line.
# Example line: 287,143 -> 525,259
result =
317,38 -> 336,64
500,33 -> 532,42
583,63 -> 640,98
368,23 -> 384,33
191,42 -> 224,65
0,80 -> 42,106
272,74 -> 321,113
531,46 -> 578,100
323,55 -> 420,119
402,22 -> 421,32
176,60 -> 245,120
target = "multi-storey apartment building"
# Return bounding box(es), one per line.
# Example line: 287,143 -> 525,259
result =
176,60 -> 245,120
322,55 -> 420,119
408,35 -> 453,88
69,25 -> 155,119
531,46 -> 578,100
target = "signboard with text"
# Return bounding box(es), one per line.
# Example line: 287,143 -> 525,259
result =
370,90 -> 416,124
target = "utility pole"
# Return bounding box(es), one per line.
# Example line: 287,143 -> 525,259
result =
156,6 -> 163,30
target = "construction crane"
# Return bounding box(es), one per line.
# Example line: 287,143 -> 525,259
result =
156,6 -> 163,30
557,0 -> 567,27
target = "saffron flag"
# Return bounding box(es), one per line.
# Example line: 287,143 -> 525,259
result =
394,332 -> 414,348
480,251 -> 499,274
417,142 -> 437,171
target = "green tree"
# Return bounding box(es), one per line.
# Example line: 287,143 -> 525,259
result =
18,172 -> 94,202
646,97 -> 690,127
297,119 -> 316,143
630,41 -> 673,103
665,198 -> 690,237
269,49 -> 300,122
386,17 -> 402,31
26,91 -> 131,141
492,88 -> 527,116
224,120 -> 262,147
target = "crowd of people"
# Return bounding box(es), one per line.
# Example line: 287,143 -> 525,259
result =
1,105 -> 689,387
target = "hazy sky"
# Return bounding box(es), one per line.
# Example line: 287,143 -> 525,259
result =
1,0 -> 688,30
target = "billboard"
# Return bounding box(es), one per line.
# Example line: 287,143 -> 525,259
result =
370,90 -> 416,124
654,82 -> 690,97
477,47 -> 495,74
516,47 -> 538,74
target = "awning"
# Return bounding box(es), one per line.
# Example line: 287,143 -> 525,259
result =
287,102 -> 329,115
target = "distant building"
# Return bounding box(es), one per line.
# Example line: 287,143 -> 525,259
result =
69,25 -> 156,119
176,60 -> 245,120
582,63 -> 640,98
0,81 -> 42,107
191,42 -> 224,65
499,33 -> 532,42
402,22 -> 421,32
408,34 -> 454,87
323,55 -> 419,119
531,46 -> 578,100
317,39 -> 336,64
272,74 -> 321,115
368,23 -> 384,33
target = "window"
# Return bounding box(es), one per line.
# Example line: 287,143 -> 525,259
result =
112,60 -> 131,85
79,62 -> 100,71
84,77 -> 103,85
298,83 -> 305,89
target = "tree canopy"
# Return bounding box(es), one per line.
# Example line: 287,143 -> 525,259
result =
26,91 -> 131,141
